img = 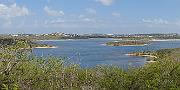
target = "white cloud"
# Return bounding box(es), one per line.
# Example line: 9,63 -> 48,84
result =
82,18 -> 96,22
86,8 -> 96,15
0,3 -> 29,18
96,0 -> 114,6
0,3 -> 29,28
78,8 -> 96,20
44,6 -> 64,16
47,18 -> 65,24
77,8 -> 97,23
112,12 -> 120,17
142,18 -> 169,24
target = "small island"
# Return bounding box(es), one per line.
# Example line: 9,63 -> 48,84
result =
106,41 -> 148,46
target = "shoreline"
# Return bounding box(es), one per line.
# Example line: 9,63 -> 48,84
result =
36,38 -> 180,42
34,46 -> 57,49
125,53 -> 157,63
107,44 -> 148,46
125,53 -> 157,58
151,39 -> 180,41
36,39 -> 75,42
146,60 -> 157,63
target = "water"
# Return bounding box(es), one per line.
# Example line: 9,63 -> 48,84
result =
32,38 -> 180,69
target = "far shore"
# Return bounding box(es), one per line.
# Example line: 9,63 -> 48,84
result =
35,38 -> 180,42
36,39 -> 75,42
115,38 -> 180,42
107,44 -> 148,46
150,39 -> 180,41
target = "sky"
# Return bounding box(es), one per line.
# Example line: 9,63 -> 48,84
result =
0,0 -> 180,34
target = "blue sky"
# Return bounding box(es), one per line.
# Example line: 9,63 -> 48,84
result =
0,0 -> 180,34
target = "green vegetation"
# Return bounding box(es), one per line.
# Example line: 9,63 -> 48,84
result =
106,41 -> 148,46
155,48 -> 180,61
0,39 -> 180,90
127,52 -> 157,59
0,38 -> 54,48
128,48 -> 180,62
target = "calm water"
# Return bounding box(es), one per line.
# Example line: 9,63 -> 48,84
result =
33,38 -> 180,69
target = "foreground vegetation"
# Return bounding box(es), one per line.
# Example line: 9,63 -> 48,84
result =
0,39 -> 180,90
